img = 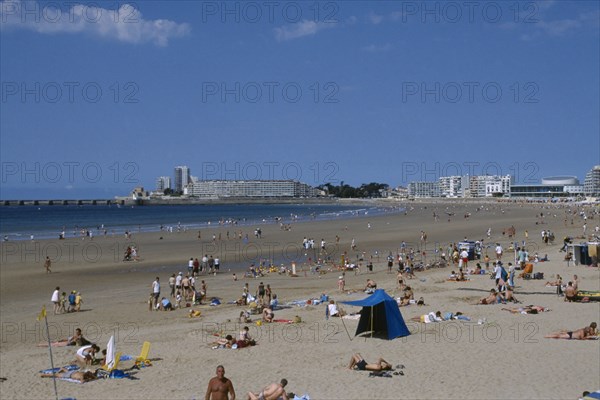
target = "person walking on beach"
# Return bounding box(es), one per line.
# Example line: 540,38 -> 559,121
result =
205,365 -> 235,400
51,286 -> 60,314
495,243 -> 503,261
151,277 -> 160,310
44,256 -> 52,274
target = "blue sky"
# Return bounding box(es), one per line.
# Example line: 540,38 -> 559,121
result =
1,0 -> 599,199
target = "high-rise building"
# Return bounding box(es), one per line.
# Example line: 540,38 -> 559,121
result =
584,165 -> 600,197
155,176 -> 171,192
174,166 -> 190,192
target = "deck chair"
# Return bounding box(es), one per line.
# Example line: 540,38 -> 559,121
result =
135,341 -> 151,363
101,352 -> 121,372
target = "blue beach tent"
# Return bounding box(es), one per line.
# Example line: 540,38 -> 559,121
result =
340,289 -> 410,340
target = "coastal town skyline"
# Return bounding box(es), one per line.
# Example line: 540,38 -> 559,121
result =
1,0 -> 599,199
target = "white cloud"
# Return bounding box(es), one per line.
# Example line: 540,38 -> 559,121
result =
362,43 -> 392,52
274,20 -> 333,42
368,12 -> 383,25
0,0 -> 190,46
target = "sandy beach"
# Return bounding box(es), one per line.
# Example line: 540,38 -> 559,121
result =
1,200 -> 598,400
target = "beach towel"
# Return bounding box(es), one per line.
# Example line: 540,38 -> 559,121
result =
59,378 -> 85,384
293,395 -> 311,400
40,365 -> 79,374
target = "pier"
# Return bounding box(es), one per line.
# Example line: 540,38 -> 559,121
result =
0,199 -> 125,206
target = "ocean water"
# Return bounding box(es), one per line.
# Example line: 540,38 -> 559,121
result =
0,203 -> 399,241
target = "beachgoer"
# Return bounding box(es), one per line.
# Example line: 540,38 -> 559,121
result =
247,379 -> 288,400
44,256 -> 52,274
75,344 -> 100,365
262,306 -> 274,323
257,282 -> 265,302
545,322 -> 597,340
476,289 -> 499,305
365,279 -> 377,293
169,274 -> 176,298
411,311 -> 445,323
347,354 -> 392,371
502,305 -> 547,314
327,300 -> 343,317
151,277 -> 160,309
51,287 -> 60,314
205,365 -> 236,400
75,292 -> 83,312
564,282 -> 577,302
160,297 -> 173,311
40,367 -> 97,383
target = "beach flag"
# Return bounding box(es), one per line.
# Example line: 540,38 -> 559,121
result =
37,305 -> 47,321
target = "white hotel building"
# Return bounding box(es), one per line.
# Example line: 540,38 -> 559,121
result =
187,180 -> 320,198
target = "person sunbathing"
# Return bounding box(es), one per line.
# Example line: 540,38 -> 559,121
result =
545,322 -> 597,340
347,353 -> 392,371
215,335 -> 236,348
411,311 -> 445,323
247,378 -> 289,400
475,289 -> 499,305
502,305 -> 548,314
40,368 -> 97,383
545,275 -> 563,286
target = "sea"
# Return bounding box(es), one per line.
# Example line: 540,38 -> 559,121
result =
0,203 -> 401,241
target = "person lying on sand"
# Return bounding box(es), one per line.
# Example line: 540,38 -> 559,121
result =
40,368 -> 97,383
215,335 -> 236,348
348,353 -> 393,371
502,305 -> 548,314
247,378 -> 289,400
411,311 -> 445,323
474,289 -> 499,305
545,322 -> 597,340
545,275 -> 563,287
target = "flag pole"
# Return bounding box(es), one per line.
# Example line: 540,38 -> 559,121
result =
39,306 -> 59,400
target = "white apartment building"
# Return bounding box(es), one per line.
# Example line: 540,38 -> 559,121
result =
188,180 -> 319,198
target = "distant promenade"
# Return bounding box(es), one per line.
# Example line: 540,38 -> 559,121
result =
0,196 -> 348,206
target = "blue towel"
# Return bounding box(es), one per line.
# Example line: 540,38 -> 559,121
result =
40,365 -> 79,374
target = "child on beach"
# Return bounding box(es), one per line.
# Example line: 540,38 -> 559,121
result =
59,292 -> 67,314
75,292 -> 83,311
